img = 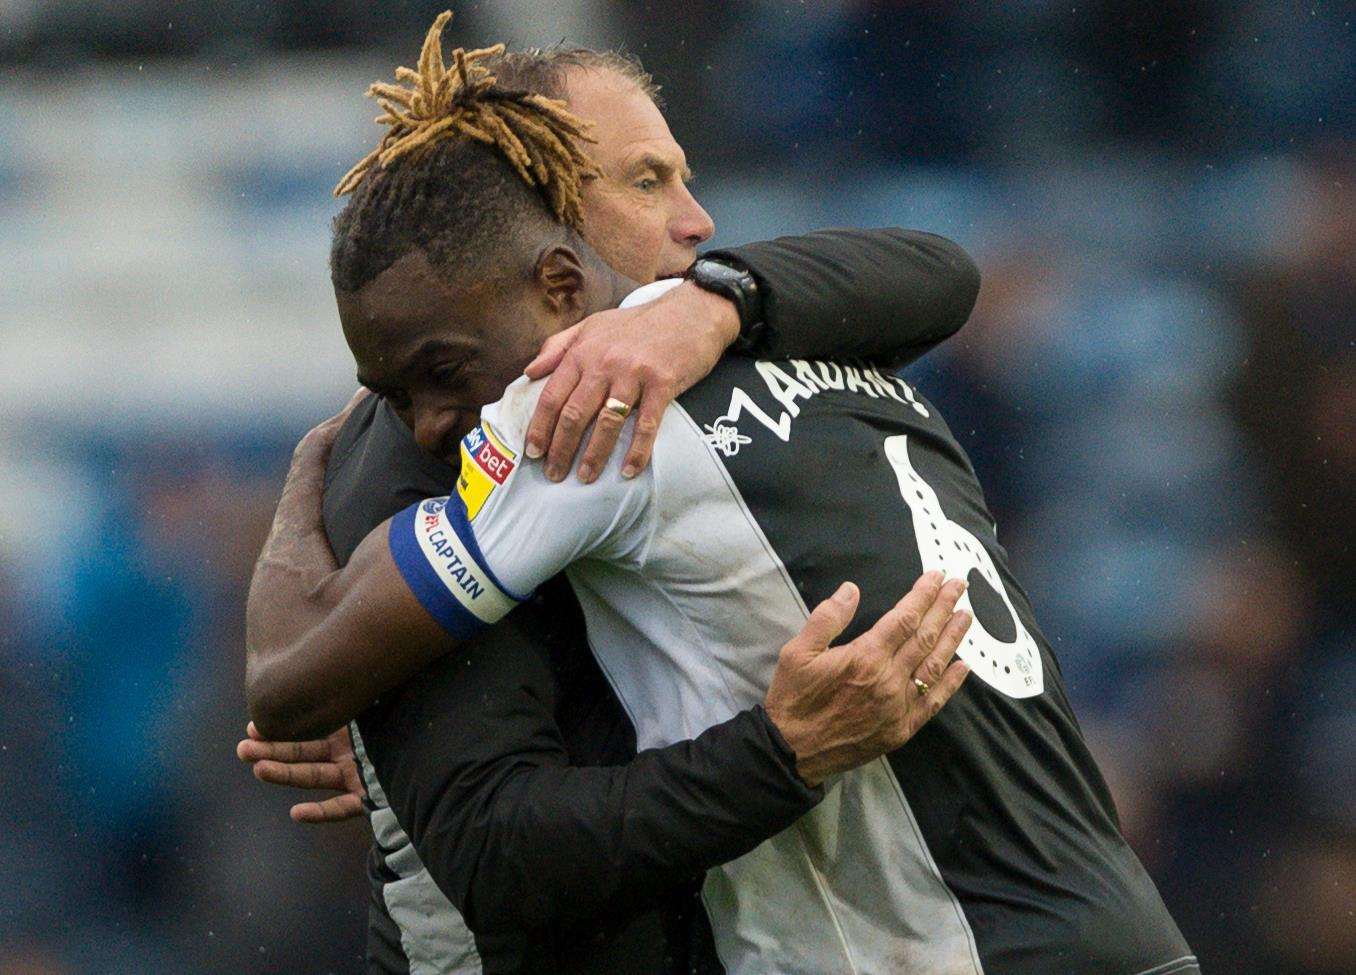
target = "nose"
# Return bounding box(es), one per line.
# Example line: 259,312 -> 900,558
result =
412,404 -> 461,460
671,183 -> 715,247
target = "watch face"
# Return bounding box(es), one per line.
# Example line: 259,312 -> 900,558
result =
695,260 -> 748,287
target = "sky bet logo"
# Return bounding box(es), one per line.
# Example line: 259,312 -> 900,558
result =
458,424 -> 516,521
465,426 -> 515,484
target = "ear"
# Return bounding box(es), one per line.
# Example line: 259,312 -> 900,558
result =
533,244 -> 587,315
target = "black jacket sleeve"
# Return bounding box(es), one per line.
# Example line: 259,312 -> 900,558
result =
707,227 -> 980,366
354,605 -> 820,954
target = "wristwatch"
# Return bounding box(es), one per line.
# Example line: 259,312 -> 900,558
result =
685,257 -> 767,354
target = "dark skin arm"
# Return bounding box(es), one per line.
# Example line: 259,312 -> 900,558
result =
244,394 -> 441,740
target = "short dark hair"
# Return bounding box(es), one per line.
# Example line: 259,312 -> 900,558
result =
329,14 -> 657,295
329,137 -> 571,294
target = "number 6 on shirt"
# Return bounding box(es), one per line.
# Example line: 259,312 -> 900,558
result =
884,434 -> 1043,698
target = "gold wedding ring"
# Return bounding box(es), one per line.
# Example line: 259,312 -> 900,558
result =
912,677 -> 930,696
604,397 -> 634,419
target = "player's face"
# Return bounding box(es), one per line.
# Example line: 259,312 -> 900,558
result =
337,251 -> 560,463
565,69 -> 715,283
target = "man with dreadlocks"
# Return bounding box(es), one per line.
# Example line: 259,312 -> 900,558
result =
248,12 -> 1192,975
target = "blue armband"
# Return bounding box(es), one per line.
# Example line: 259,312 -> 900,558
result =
388,497 -> 528,639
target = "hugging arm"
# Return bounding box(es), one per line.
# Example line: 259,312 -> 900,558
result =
246,372 -> 660,740
526,227 -> 980,481
244,398 -> 456,740
246,224 -> 984,737
710,227 -> 981,366
355,612 -> 820,943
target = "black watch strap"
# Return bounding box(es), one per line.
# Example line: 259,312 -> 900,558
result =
686,257 -> 767,354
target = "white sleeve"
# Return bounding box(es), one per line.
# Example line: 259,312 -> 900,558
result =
386,376 -> 656,639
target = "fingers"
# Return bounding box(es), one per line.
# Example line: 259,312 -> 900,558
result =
524,323 -> 582,381
909,609 -> 972,694
525,356 -> 583,461
910,659 -> 971,728
576,378 -> 641,484
895,576 -> 967,669
331,725 -> 357,762
543,373 -> 610,481
237,735 -> 332,764
252,759 -> 349,791
896,612 -> 973,742
290,793 -> 365,824
238,723 -> 364,824
784,582 -> 860,658
620,382 -> 671,480
857,571 -> 944,656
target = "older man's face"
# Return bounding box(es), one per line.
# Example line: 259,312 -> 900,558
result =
565,68 -> 715,284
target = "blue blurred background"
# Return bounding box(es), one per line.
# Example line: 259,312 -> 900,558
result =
1,2 -> 1352,972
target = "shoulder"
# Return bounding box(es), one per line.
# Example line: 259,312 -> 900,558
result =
324,392 -> 383,487
478,375 -> 547,455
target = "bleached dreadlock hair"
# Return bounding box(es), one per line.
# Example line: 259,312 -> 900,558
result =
330,11 -> 616,294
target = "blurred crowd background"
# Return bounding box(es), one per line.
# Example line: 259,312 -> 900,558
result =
1,2 -> 1351,973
